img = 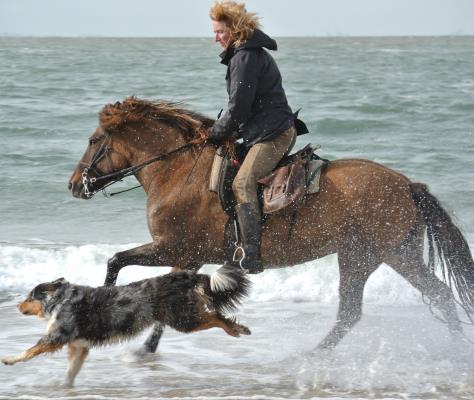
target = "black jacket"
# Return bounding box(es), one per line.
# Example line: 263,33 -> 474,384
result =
209,29 -> 294,146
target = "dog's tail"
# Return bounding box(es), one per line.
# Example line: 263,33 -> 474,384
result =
208,264 -> 251,314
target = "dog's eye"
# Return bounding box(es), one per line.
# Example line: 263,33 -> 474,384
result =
31,286 -> 47,300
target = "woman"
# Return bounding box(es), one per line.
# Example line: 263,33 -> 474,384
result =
208,1 -> 297,274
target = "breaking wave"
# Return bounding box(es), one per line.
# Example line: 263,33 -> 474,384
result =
0,243 -> 425,306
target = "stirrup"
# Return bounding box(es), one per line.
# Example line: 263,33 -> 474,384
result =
233,245 -> 264,274
232,246 -> 247,272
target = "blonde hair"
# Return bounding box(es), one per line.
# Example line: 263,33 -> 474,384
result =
210,1 -> 260,47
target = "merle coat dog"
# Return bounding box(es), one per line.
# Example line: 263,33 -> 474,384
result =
1,266 -> 250,386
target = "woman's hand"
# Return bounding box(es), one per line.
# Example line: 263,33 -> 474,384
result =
189,127 -> 210,145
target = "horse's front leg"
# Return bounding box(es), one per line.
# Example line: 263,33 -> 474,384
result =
104,242 -> 174,286
104,243 -> 202,354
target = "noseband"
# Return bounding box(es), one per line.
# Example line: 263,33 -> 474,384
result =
80,136 -> 113,198
80,136 -> 197,198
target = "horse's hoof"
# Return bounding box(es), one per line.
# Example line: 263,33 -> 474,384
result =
104,258 -> 120,286
61,380 -> 74,389
133,346 -> 159,359
315,339 -> 337,352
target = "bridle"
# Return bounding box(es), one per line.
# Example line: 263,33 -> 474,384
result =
79,135 -> 112,197
80,134 -> 199,198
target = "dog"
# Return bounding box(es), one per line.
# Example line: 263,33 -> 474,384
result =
1,265 -> 251,386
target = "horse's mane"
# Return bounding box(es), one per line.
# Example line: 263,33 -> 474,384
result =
99,97 -> 214,140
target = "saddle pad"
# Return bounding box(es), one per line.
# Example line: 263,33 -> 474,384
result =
307,159 -> 326,194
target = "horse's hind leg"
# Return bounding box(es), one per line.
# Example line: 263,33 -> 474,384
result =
387,253 -> 462,335
386,220 -> 462,335
317,245 -> 380,350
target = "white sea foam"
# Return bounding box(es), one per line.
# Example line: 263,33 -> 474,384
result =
0,244 -> 158,293
0,244 -> 425,306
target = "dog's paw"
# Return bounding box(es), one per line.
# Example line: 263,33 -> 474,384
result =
61,380 -> 74,389
2,356 -> 18,365
236,324 -> 251,336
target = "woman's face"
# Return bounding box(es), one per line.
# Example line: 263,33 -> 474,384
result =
212,20 -> 231,49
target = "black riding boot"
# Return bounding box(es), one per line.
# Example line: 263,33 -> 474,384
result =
235,203 -> 264,274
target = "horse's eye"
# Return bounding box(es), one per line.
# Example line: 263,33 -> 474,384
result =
89,138 -> 98,146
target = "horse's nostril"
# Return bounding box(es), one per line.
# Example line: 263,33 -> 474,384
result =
68,181 -> 72,191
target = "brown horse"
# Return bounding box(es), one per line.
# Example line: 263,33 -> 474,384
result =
69,97 -> 474,352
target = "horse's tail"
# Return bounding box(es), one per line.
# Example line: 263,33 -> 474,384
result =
209,264 -> 251,314
410,182 -> 474,314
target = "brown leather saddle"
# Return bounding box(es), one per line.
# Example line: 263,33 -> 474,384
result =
210,143 -> 329,218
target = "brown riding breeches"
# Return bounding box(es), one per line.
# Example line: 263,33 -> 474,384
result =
232,126 -> 297,206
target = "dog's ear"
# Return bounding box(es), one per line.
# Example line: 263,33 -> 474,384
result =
48,277 -> 68,291
31,278 -> 67,300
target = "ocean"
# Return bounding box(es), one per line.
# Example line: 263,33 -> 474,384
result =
0,36 -> 473,399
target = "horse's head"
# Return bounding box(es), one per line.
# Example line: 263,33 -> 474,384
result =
68,123 -> 131,199
69,97 -> 212,199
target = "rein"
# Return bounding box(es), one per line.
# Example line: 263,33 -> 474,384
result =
81,141 -> 197,198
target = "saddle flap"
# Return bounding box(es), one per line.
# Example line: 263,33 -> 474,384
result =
258,160 -> 307,214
